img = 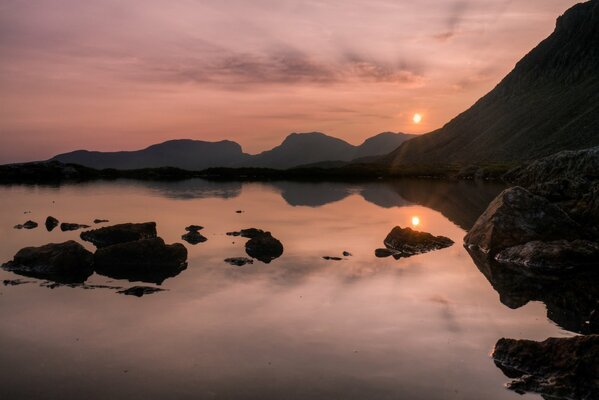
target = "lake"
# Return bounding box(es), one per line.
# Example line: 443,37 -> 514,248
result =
0,179 -> 578,399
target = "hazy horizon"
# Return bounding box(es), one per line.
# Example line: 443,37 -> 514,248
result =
0,0 -> 580,164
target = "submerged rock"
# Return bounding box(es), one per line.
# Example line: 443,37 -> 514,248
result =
492,335 -> 599,399
495,240 -> 599,270
60,222 -> 90,231
224,257 -> 254,266
93,219 -> 109,224
323,256 -> 343,261
94,237 -> 187,284
14,220 -> 38,230
464,187 -> 585,255
117,286 -> 166,297
181,230 -> 207,245
375,248 -> 398,258
185,225 -> 204,232
45,216 -> 59,231
80,222 -> 157,248
226,228 -> 265,239
1,241 -> 94,283
343,251 -> 352,257
382,226 -> 454,258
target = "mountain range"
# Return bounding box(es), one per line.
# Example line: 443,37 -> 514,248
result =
52,132 -> 415,170
386,0 -> 599,167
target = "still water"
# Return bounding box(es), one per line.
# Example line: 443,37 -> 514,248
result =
0,179 -> 576,399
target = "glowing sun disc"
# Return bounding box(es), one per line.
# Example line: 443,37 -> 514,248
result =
413,113 -> 422,124
412,216 -> 420,226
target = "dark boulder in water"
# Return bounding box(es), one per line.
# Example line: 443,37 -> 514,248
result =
382,226 -> 453,258
93,219 -> 109,224
181,230 -> 207,245
464,186 -> 586,255
80,222 -> 157,248
494,239 -> 599,270
492,335 -> 599,399
185,225 -> 204,232
323,256 -> 343,261
224,257 -> 254,266
61,222 -> 90,232
1,241 -> 94,283
94,237 -> 187,284
245,233 -> 283,263
45,216 -> 59,231
14,220 -> 38,230
375,248 -> 398,258
118,286 -> 166,297
226,228 -> 265,239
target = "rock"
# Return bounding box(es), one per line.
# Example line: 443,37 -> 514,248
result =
181,230 -> 207,245
117,286 -> 166,297
185,225 -> 204,232
495,240 -> 599,270
383,226 -> 454,258
3,279 -> 31,286
60,222 -> 90,231
464,187 -> 586,255
14,220 -> 38,229
80,222 -> 157,248
492,335 -> 599,399
94,237 -> 187,284
1,241 -> 94,283
245,232 -> 284,263
343,251 -> 352,257
93,219 -> 109,224
375,248 -> 398,258
224,257 -> 254,266
236,210 -> 243,213
45,216 -> 59,231
323,256 -> 343,261
227,228 -> 265,239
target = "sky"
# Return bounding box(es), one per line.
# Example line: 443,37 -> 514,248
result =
0,0 -> 581,163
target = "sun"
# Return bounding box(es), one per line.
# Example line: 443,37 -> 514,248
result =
412,216 -> 420,227
412,113 -> 422,124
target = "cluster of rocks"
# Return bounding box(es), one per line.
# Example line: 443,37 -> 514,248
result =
181,225 -> 207,245
14,215 -> 109,232
375,226 -> 454,259
2,222 -> 187,287
226,228 -> 284,263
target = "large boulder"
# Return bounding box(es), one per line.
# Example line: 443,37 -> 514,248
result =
45,216 -> 59,231
492,335 -> 599,399
495,240 -> 599,270
81,222 -> 157,248
1,241 -> 94,283
94,237 -> 187,284
464,187 -> 585,255
245,232 -> 284,263
378,226 -> 454,259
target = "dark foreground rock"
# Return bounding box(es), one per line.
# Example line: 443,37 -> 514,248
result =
81,222 -> 157,248
464,187 -> 586,255
181,230 -> 207,245
45,216 -> 59,231
94,237 -> 187,284
245,233 -> 284,263
467,247 -> 599,334
14,220 -> 38,229
492,335 -> 599,399
381,226 -> 453,259
1,241 -> 94,283
117,286 -> 166,297
495,240 -> 599,271
224,257 -> 254,266
60,222 -> 90,231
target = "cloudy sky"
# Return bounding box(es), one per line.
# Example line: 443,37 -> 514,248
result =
0,0 -> 580,163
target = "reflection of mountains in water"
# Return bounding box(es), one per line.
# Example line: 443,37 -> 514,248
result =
140,179 -> 504,231
467,247 -> 599,335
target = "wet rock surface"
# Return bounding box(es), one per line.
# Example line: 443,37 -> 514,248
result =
94,237 -> 187,284
464,187 -> 586,255
224,257 -> 254,266
381,226 -> 453,258
45,216 -> 59,231
244,232 -> 284,263
117,286 -> 166,297
80,222 -> 157,248
226,228 -> 265,239
323,256 -> 343,261
375,248 -> 398,258
495,240 -> 599,270
1,241 -> 94,283
14,220 -> 38,229
185,225 -> 204,232
181,230 -> 207,245
60,222 -> 90,231
492,335 -> 599,400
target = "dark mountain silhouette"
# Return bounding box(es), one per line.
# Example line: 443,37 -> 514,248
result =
386,0 -> 599,167
53,139 -> 250,170
52,132 -> 414,170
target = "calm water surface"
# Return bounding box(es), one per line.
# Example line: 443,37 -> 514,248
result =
0,180 -> 576,399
